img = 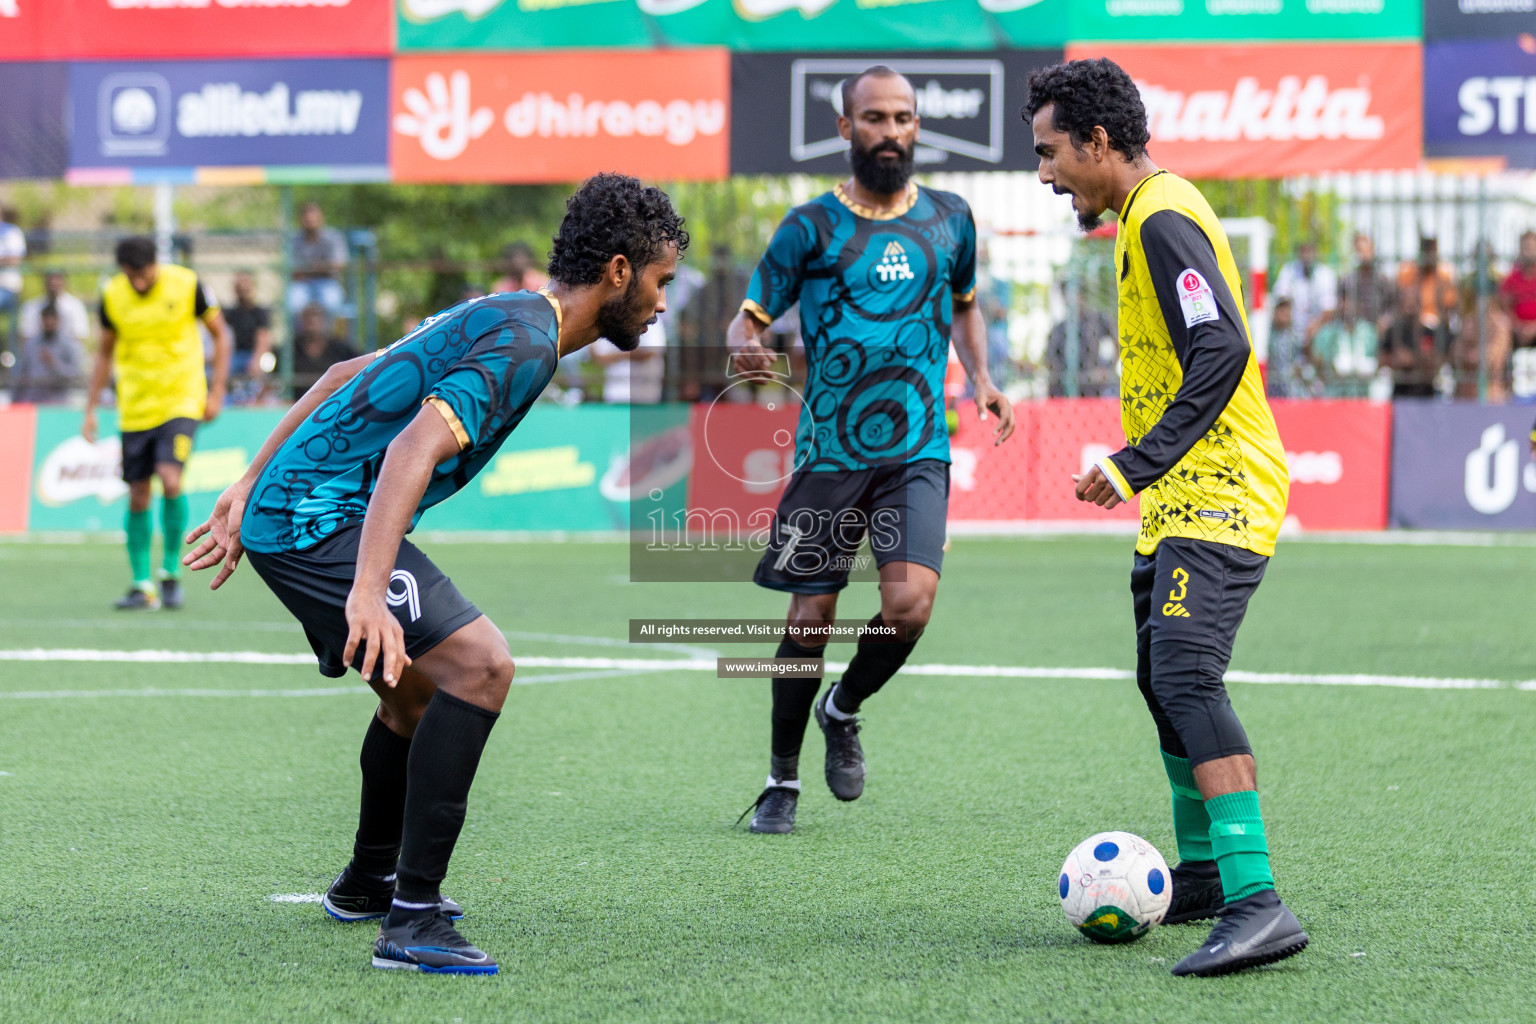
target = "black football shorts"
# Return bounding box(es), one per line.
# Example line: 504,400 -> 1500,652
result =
753,459 -> 949,595
246,523 -> 482,681
120,417 -> 198,483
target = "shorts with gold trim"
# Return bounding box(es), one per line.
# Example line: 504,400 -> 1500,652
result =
120,417 -> 198,483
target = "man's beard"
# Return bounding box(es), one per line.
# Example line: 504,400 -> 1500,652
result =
850,138 -> 914,195
1076,209 -> 1104,233
596,276 -> 652,352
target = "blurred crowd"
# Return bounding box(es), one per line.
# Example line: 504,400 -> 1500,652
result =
4,196 -> 1534,411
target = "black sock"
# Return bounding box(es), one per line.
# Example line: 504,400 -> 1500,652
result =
390,690 -> 499,923
769,635 -> 825,782
831,615 -> 919,714
351,714 -> 413,883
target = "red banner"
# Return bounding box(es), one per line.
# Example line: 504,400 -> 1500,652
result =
1063,43 -> 1422,177
1269,399 -> 1391,531
0,406 -> 37,533
391,52 -> 730,184
684,401 -> 799,529
0,0 -> 391,60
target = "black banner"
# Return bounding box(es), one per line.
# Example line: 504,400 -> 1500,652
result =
1423,0 -> 1536,40
730,49 -> 1062,176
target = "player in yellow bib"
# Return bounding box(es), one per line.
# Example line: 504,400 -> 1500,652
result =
1025,58 -> 1306,978
83,236 -> 231,610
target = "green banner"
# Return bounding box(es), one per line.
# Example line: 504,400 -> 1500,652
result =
396,0 -> 1070,51
28,405 -> 691,536
1069,0 -> 1419,42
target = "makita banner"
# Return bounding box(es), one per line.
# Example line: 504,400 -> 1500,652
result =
390,52 -> 729,183
1065,43 -> 1421,178
66,59 -> 390,173
1425,37 -> 1536,168
0,63 -> 68,180
1391,402 -> 1536,529
397,0 -> 1068,52
1424,0 -> 1536,39
730,50 -> 1059,175
0,0 -> 391,60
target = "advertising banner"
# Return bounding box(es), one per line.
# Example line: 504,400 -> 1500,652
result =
1390,402 -> 1536,530
0,0 -> 391,60
1425,37 -> 1536,168
390,51 -> 730,183
730,50 -> 1060,175
1066,43 -> 1421,177
0,406 -> 38,533
396,0 -> 1069,52
1424,0 -> 1535,39
1269,399 -> 1390,531
1069,0 -> 1418,42
66,59 -> 391,175
0,63 -> 68,180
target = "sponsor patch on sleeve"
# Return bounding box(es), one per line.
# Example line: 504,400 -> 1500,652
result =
1176,268 -> 1219,328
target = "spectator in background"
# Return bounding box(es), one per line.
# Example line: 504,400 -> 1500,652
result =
18,271 -> 90,353
1265,297 -> 1320,399
1379,285 -> 1443,399
1333,233 -> 1394,384
14,303 -> 83,402
288,201 -> 347,321
1449,240 -> 1510,401
289,304 -> 358,400
592,319 -> 666,404
1044,293 -> 1117,397
491,241 -> 549,294
1501,229 -> 1536,350
1270,241 -> 1337,362
1396,236 -> 1459,357
225,271 -> 273,401
0,206 -> 26,340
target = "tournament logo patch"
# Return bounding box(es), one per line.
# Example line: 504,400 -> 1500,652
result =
1176,268 -> 1219,327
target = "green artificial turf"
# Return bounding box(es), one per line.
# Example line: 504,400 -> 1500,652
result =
1,535 -> 1533,1023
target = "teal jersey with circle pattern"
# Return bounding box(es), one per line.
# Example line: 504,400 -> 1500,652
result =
742,183 -> 977,472
242,291 -> 560,553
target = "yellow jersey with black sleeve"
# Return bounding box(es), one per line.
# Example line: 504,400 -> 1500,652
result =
1097,171 -> 1289,558
99,264 -> 218,432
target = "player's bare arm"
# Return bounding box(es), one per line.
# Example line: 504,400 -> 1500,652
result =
184,353 -> 373,588
950,295 -> 1015,445
344,405 -> 462,687
80,327 -> 116,444
727,308 -> 776,381
202,307 -> 233,423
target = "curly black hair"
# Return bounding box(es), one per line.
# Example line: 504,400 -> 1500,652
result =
115,235 -> 158,271
1021,58 -> 1150,161
547,173 -> 689,287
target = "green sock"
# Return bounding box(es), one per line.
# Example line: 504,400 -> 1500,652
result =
126,508 -> 153,586
1161,750 -> 1214,863
160,494 -> 189,578
1206,789 -> 1276,903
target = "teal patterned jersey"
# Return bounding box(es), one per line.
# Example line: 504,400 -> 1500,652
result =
742,182 -> 977,471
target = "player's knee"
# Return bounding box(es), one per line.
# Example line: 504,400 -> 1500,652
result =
881,587 -> 933,635
474,647 -> 515,706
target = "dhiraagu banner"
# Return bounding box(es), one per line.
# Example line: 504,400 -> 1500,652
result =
396,0 -> 1070,51
27,405 -> 693,536
1069,0 -> 1419,42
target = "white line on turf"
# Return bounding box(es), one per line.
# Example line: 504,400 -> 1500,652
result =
267,894 -> 323,903
0,649 -> 1530,693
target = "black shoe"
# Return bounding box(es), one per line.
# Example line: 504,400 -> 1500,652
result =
159,577 -> 184,610
113,585 -> 160,611
737,786 -> 798,834
1171,890 -> 1308,977
1165,860 -> 1224,924
813,690 -> 865,801
323,867 -> 463,922
372,911 -> 497,975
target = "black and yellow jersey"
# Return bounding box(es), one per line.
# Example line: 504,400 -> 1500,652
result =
1097,171 -> 1289,558
99,264 -> 218,432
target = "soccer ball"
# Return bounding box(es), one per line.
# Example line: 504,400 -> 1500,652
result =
1058,831 -> 1171,944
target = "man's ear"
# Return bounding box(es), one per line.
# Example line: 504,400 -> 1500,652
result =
837,114 -> 852,142
1090,125 -> 1111,163
606,254 -> 631,289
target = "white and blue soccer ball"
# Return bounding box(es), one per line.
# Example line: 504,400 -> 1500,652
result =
1058,831 -> 1171,944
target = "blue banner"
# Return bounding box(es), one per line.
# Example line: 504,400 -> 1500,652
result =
1425,38 -> 1536,168
66,58 -> 390,172
1389,402 -> 1536,530
0,63 -> 67,180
